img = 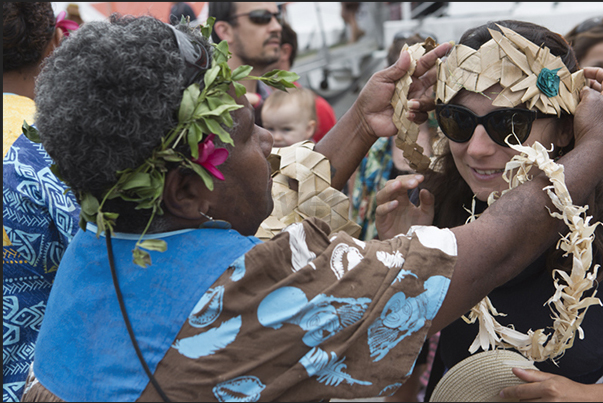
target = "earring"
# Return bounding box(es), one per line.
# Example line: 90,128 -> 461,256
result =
198,211 -> 232,229
554,147 -> 564,162
199,211 -> 213,221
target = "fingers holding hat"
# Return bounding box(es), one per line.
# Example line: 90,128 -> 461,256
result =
500,368 -> 600,402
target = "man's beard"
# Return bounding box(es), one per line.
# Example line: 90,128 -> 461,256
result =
234,34 -> 281,69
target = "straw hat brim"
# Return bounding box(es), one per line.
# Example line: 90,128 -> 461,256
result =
429,350 -> 539,402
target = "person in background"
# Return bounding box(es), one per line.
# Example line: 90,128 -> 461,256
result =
3,3 -> 80,402
565,16 -> 603,68
261,86 -> 317,147
268,21 -> 337,143
341,2 -> 365,44
170,2 -> 196,25
209,2 -> 282,126
350,32 -> 437,242
65,3 -> 84,26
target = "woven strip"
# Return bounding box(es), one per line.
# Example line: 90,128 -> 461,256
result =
430,350 -> 538,402
435,24 -> 587,116
391,38 -> 437,173
255,141 -> 361,240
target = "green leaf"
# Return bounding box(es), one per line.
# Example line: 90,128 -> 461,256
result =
184,160 -> 214,191
80,192 -> 100,216
233,82 -> 247,98
22,121 -> 41,143
204,65 -> 220,89
79,215 -> 87,231
132,248 -> 152,268
139,239 -> 167,252
231,65 -> 253,81
188,124 -> 201,160
179,84 -> 200,122
120,172 -> 152,191
214,41 -> 230,65
96,212 -> 105,238
201,17 -> 215,40
49,164 -> 65,183
204,118 -> 233,145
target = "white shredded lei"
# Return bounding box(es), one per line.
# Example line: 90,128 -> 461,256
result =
465,141 -> 601,363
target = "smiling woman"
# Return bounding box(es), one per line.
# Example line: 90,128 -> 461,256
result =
373,20 -> 603,402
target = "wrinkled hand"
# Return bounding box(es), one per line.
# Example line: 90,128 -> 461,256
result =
375,174 -> 435,240
353,42 -> 452,139
500,368 -> 603,402
573,67 -> 603,145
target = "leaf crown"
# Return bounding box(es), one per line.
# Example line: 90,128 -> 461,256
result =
23,17 -> 298,267
435,24 -> 587,116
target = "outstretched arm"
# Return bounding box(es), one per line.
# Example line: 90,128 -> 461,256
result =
314,42 -> 453,190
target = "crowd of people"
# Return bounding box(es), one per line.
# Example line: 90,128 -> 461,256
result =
3,2 -> 603,402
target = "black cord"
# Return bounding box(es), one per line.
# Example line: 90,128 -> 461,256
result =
106,233 -> 171,402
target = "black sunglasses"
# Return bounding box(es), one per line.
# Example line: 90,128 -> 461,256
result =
435,104 -> 549,147
574,16 -> 602,34
167,24 -> 211,86
230,9 -> 282,25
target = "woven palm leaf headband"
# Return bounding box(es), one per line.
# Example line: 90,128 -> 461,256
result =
435,24 -> 587,115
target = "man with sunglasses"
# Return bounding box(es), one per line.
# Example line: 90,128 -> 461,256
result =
209,2 -> 283,126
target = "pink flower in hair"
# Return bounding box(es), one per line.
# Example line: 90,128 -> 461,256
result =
56,11 -> 79,37
191,134 -> 229,180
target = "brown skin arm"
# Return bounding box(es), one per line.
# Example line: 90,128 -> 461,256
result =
314,42 -> 453,190
429,82 -> 603,337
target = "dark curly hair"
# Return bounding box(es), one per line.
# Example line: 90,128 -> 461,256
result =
3,2 -> 56,72
34,14 -> 216,232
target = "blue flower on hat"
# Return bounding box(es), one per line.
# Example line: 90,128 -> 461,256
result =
536,67 -> 561,97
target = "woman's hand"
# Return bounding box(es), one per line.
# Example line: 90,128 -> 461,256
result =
375,174 -> 435,240
352,42 -> 452,140
500,368 -> 603,402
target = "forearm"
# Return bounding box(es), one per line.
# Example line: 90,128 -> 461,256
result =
430,132 -> 603,335
314,104 -> 377,191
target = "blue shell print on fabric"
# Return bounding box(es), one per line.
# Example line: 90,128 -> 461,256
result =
173,315 -> 241,359
228,254 -> 246,282
379,383 -> 403,397
188,286 -> 224,328
300,347 -> 371,387
257,286 -> 371,347
367,275 -> 450,361
213,375 -> 266,402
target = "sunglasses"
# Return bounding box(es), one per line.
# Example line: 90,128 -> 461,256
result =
230,9 -> 282,25
167,24 -> 211,86
435,104 -> 549,147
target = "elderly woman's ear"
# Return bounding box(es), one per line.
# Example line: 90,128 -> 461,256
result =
163,168 -> 212,221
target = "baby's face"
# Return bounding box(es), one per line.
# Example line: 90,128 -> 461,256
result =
262,100 -> 315,147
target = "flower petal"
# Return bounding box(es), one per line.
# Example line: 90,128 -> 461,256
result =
207,148 -> 229,166
201,163 -> 225,181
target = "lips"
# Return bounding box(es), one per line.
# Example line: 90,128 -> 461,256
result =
474,168 -> 504,175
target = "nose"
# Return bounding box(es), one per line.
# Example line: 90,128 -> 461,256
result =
268,14 -> 282,32
259,125 -> 274,157
466,125 -> 498,158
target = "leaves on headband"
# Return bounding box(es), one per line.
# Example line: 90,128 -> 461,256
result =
22,121 -> 41,143
31,18 -> 300,268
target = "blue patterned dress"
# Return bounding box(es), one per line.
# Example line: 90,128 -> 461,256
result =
3,94 -> 80,402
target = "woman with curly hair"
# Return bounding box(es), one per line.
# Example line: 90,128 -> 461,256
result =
3,3 -> 79,402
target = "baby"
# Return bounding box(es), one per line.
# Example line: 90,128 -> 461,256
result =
261,86 -> 317,147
